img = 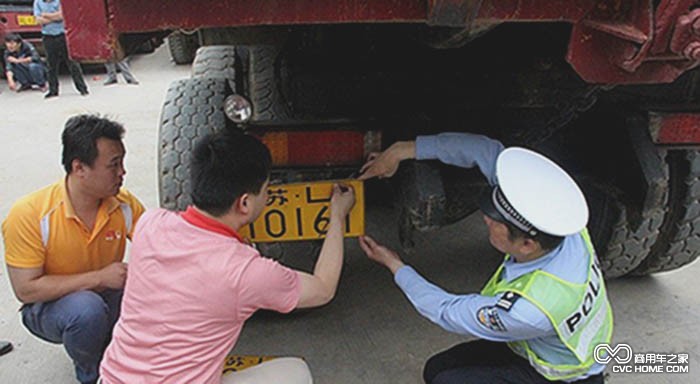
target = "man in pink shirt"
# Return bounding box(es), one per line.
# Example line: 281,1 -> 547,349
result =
99,131 -> 355,383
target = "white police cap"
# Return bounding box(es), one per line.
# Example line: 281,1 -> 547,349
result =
488,147 -> 588,237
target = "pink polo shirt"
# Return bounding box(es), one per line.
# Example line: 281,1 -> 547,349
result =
100,207 -> 301,384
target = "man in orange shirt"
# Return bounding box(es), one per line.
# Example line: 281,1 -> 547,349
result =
2,115 -> 144,384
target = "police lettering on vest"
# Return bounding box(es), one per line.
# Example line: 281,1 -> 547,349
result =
563,259 -> 602,337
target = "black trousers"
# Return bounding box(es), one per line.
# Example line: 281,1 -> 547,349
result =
423,340 -> 605,384
42,33 -> 88,95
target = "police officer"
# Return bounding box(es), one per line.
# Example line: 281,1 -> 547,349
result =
358,133 -> 612,383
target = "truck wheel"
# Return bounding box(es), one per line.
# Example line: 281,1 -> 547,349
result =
158,77 -> 232,210
631,150 -> 700,275
586,183 -> 666,278
168,31 -> 199,65
192,46 -> 237,81
543,114 -> 669,278
248,45 -> 290,121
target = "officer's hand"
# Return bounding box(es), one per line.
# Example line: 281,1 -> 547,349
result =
330,183 -> 355,220
7,56 -> 18,64
97,262 -> 128,290
358,141 -> 416,180
359,235 -> 405,274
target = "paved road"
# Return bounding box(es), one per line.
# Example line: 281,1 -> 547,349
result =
0,45 -> 698,383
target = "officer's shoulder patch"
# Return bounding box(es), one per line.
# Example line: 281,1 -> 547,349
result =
495,291 -> 521,312
476,306 -> 508,332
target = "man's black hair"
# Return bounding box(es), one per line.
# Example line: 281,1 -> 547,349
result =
4,33 -> 21,43
502,220 -> 564,253
191,130 -> 271,217
61,114 -> 125,174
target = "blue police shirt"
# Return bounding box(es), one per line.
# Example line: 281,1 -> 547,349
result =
34,0 -> 65,36
394,132 -> 605,381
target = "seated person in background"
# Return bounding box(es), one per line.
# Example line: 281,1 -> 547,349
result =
100,130 -> 356,384
3,33 -> 47,92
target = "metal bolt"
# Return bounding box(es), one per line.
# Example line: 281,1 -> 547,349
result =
684,41 -> 700,60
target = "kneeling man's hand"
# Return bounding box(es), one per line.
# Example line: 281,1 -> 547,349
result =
359,236 -> 405,274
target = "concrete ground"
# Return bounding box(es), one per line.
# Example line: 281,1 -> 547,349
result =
0,45 -> 698,383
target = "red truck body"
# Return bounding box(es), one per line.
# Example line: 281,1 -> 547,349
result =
63,0 -> 700,84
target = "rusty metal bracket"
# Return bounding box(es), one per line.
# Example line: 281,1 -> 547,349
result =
568,0 -> 700,84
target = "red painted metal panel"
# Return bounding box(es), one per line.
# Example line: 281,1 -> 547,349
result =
262,131 -> 365,166
62,0 -> 115,62
108,0 -> 427,32
102,0 -> 599,32
651,113 -> 700,144
287,131 -> 364,166
477,0 -> 594,21
58,0 -> 700,84
0,10 -> 42,37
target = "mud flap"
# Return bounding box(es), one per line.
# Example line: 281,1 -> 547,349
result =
626,115 -> 668,225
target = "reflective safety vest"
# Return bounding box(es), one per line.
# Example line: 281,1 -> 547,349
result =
481,229 -> 613,381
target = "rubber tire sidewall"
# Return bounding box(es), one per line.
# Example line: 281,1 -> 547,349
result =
158,77 -> 232,210
168,32 -> 199,65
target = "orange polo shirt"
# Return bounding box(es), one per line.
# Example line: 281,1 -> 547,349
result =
2,179 -> 145,275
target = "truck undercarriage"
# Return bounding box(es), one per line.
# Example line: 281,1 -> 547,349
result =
62,0 -> 700,278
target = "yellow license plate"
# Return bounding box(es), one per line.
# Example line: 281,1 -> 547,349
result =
17,15 -> 37,26
239,180 -> 364,243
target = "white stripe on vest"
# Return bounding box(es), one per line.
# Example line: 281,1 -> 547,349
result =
40,203 -> 133,247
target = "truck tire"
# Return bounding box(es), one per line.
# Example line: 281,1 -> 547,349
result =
158,77 -> 232,210
580,138 -> 669,278
581,177 -> 667,278
248,45 -> 290,121
541,113 -> 669,278
168,31 -> 199,65
192,46 -> 237,80
631,150 -> 700,275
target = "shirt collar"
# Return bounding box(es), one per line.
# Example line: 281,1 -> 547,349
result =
503,242 -> 563,282
181,206 -> 245,242
60,178 -> 120,219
